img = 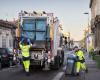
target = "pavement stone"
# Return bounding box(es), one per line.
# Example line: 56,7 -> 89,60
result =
85,54 -> 100,80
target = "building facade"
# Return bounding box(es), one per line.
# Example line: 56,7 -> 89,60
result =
90,0 -> 100,52
84,26 -> 94,53
0,20 -> 16,49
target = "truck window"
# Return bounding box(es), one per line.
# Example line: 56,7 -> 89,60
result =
21,18 -> 47,41
36,32 -> 45,40
22,31 -> 35,39
36,19 -> 46,40
36,19 -> 46,31
23,19 -> 35,30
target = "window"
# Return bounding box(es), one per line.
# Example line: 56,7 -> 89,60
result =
2,36 -> 6,48
36,32 -> 45,40
23,19 -> 35,30
36,20 -> 46,31
22,19 -> 47,41
22,31 -> 35,39
9,39 -> 13,47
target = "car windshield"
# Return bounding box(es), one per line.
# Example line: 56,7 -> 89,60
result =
7,48 -> 13,54
0,48 -> 7,54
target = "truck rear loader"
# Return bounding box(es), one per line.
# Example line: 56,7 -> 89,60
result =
15,11 -> 64,70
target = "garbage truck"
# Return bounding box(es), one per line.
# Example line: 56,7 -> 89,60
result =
15,11 -> 64,70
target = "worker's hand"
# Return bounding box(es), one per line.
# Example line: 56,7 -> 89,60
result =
75,56 -> 79,62
27,38 -> 31,45
27,38 -> 30,42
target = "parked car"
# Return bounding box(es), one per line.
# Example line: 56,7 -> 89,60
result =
0,48 -> 15,69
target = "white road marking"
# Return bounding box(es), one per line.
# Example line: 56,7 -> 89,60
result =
52,72 -> 64,80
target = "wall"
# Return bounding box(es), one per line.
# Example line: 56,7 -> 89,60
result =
0,27 -> 13,49
91,0 -> 97,19
96,0 -> 100,16
91,0 -> 100,18
90,0 -> 100,50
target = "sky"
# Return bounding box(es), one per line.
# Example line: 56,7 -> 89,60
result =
0,0 -> 90,41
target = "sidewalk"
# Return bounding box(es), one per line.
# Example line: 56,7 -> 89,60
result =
85,54 -> 100,80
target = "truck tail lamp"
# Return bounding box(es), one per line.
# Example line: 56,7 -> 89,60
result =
48,51 -> 52,63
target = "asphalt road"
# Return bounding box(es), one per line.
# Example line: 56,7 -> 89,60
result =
0,66 -> 64,80
62,72 -> 86,80
0,50 -> 70,80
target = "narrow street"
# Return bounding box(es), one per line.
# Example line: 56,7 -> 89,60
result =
1,0 -> 100,80
0,64 -> 64,80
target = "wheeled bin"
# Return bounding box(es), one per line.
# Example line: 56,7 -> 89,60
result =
65,53 -> 76,75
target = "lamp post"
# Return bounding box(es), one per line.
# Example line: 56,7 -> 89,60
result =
84,12 -> 89,28
84,12 -> 90,53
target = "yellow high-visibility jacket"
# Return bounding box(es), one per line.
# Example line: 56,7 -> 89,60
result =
75,50 -> 85,60
19,43 -> 31,57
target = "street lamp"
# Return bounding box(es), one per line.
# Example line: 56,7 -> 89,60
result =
83,12 -> 90,53
84,12 -> 89,27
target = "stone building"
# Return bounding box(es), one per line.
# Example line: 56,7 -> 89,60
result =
0,20 -> 16,49
90,0 -> 100,52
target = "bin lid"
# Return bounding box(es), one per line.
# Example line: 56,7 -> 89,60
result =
67,52 -> 76,59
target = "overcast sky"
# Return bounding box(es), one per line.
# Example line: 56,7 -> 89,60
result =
0,0 -> 90,41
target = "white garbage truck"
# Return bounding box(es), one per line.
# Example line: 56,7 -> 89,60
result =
16,11 -> 64,70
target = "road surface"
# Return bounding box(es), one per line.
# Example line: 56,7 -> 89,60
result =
0,50 -> 70,80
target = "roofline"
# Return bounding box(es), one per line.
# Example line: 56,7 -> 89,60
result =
0,20 -> 17,29
89,0 -> 93,8
22,16 -> 47,19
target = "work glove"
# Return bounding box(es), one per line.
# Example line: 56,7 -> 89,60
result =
74,56 -> 79,62
27,38 -> 31,45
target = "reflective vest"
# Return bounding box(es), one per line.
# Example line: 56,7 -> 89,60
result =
75,50 -> 85,60
19,44 -> 31,57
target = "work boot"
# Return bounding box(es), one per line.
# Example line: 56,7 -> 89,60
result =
76,73 -> 79,76
85,68 -> 88,73
25,72 -> 30,76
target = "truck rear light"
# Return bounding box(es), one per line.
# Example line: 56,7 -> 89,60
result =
48,51 -> 52,60
48,51 -> 51,63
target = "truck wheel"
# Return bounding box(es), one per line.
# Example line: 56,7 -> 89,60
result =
50,56 -> 60,70
9,61 -> 13,67
38,65 -> 44,70
61,50 -> 64,65
8,61 -> 13,67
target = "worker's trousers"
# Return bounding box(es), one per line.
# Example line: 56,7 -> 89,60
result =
23,60 -> 30,72
76,62 -> 86,73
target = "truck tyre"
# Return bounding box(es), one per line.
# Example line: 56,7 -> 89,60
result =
41,61 -> 45,69
39,65 -> 45,70
61,50 -> 64,65
50,56 -> 60,70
